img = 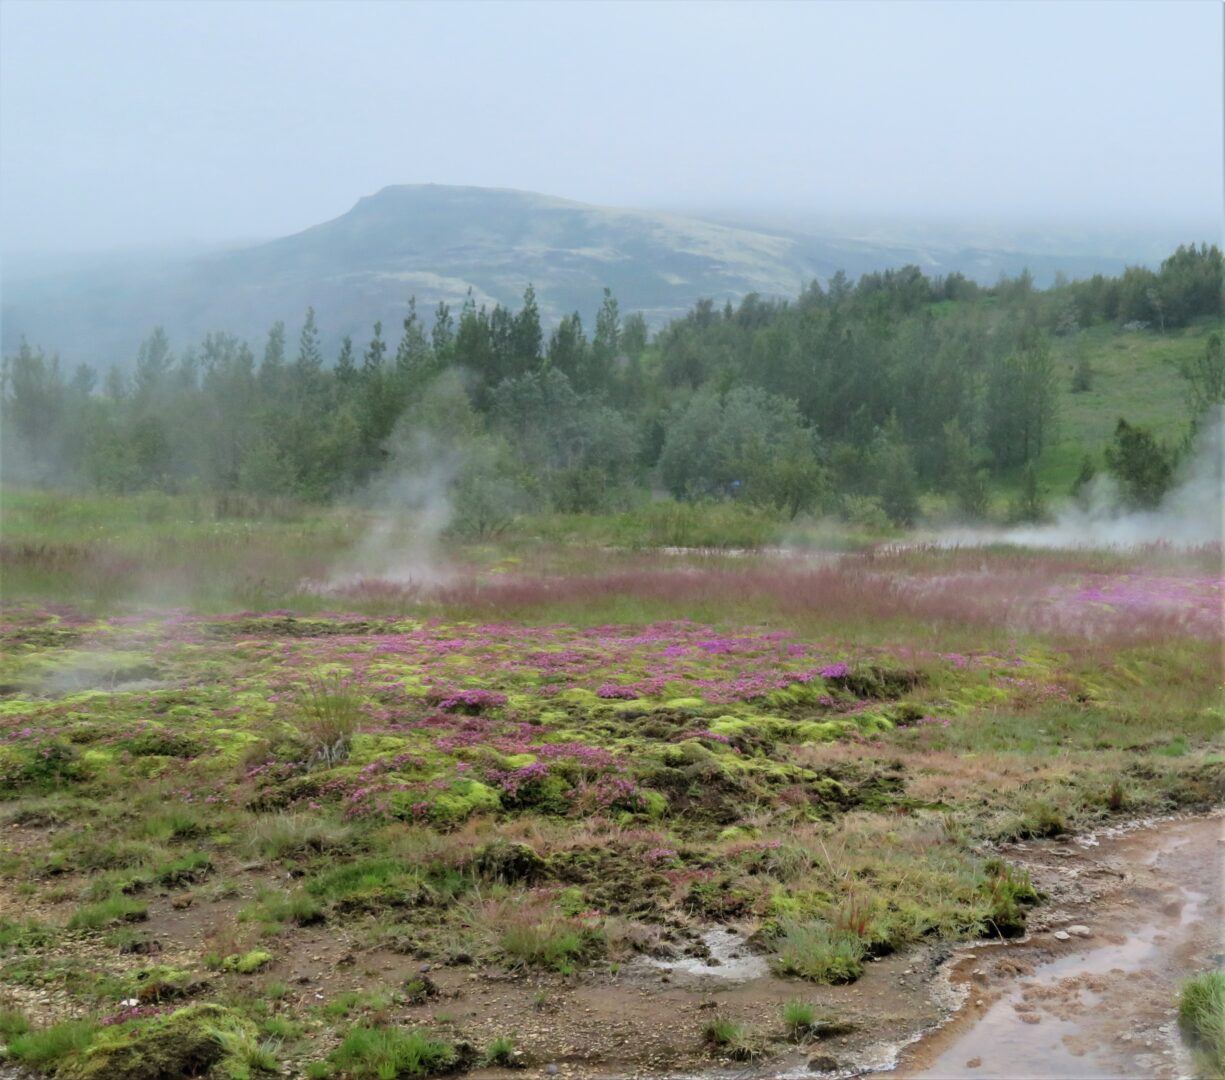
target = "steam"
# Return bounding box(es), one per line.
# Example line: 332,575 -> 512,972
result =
939,409 -> 1224,550
327,431 -> 460,591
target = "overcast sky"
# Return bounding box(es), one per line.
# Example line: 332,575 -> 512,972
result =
1,0 -> 1221,255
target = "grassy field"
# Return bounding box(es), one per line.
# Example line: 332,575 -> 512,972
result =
0,491 -> 1221,1077
1038,318 -> 1221,493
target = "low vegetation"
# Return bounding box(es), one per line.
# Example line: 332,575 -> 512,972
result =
0,490 -> 1219,1076
1180,971 -> 1225,1079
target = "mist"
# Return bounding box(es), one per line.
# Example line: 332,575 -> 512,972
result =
938,409 -> 1225,551
2,0 -> 1221,258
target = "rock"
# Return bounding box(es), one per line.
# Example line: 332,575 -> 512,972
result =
966,1058 -> 982,1069
1053,930 -> 1071,941
170,894 -> 193,910
1067,925 -> 1092,937
545,1065 -> 560,1076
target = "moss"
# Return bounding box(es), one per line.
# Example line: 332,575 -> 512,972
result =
663,696 -> 706,710
55,1003 -> 268,1080
412,778 -> 502,824
221,949 -> 272,974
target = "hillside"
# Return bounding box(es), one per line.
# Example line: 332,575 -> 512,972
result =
1,185 -> 1133,366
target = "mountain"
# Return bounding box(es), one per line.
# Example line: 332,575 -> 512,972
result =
1,184 -> 1135,366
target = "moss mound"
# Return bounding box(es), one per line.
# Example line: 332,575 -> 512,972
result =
57,1004 -> 264,1080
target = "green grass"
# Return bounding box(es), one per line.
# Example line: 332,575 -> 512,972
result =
1179,971 -> 1225,1078
768,920 -> 866,984
1037,319 -> 1221,492
781,999 -> 817,1039
4,1019 -> 98,1070
321,1025 -> 459,1078
66,894 -> 149,930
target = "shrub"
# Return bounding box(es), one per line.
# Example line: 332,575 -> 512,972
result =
769,919 -> 865,984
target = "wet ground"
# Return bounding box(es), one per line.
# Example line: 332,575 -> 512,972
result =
2,814 -> 1219,1079
894,814 -> 1223,1080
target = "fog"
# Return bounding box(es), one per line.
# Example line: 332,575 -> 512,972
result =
1,0 -> 1221,257
935,409 -> 1225,550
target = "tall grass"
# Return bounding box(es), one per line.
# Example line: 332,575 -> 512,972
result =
1179,971 -> 1225,1078
297,674 -> 363,767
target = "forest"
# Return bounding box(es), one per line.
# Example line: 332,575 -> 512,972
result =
2,243 -> 1222,533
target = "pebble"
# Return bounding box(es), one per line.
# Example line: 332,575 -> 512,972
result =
1053,930 -> 1071,941
1068,925 -> 1092,937
545,1065 -> 559,1076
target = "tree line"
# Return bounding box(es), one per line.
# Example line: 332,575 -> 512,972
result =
3,243 -> 1221,529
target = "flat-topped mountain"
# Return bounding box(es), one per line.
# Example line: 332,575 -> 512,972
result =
1,184 -> 1131,365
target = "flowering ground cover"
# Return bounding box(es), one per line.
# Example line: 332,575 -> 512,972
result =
0,536 -> 1220,1077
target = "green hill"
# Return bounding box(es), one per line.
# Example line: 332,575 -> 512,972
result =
1040,319 -> 1221,491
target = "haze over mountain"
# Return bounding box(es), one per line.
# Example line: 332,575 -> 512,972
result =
0,184 -> 1163,366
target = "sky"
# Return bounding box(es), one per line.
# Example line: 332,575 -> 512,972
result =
0,0 -> 1221,255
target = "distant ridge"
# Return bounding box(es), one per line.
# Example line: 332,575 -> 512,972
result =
1,184 -> 1134,365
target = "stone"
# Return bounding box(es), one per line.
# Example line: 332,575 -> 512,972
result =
1053,930 -> 1071,941
1067,925 -> 1092,937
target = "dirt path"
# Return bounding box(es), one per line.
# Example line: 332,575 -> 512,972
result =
891,813 -> 1224,1080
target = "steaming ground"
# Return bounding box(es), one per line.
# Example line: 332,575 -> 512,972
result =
930,410 -> 1224,551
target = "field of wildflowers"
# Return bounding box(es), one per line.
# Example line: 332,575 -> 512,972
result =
0,495 -> 1220,1076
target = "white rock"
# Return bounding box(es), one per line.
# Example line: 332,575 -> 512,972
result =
1053,930 -> 1071,941
1068,925 -> 1092,937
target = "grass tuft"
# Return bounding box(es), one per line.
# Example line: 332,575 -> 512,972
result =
1179,971 -> 1225,1078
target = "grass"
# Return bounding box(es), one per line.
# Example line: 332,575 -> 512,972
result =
768,920 -> 866,984
781,999 -> 816,1039
4,1019 -> 98,1070
702,1016 -> 761,1060
1179,971 -> 1225,1079
320,1025 -> 460,1078
0,487 -> 1219,1075
482,1035 -> 517,1066
67,894 -> 149,930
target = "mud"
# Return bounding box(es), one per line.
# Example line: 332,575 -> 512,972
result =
892,813 -> 1224,1080
2,814 -> 1219,1079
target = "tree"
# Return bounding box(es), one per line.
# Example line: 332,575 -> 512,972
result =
293,307 -> 324,397
872,430 -> 920,526
1104,418 -> 1175,508
335,336 -> 357,389
985,330 -> 1058,467
1008,462 -> 1047,523
512,284 -> 543,370
259,321 -> 287,393
1180,331 -> 1224,418
362,321 -> 387,376
431,302 -> 455,362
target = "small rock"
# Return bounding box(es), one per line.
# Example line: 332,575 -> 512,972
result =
545,1065 -> 559,1076
966,1058 -> 982,1069
1068,925 -> 1092,938
1053,930 -> 1071,941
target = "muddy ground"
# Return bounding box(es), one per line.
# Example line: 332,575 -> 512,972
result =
3,812 -> 1219,1079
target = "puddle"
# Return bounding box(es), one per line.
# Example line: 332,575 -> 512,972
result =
638,928 -> 771,983
896,815 -> 1223,1080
